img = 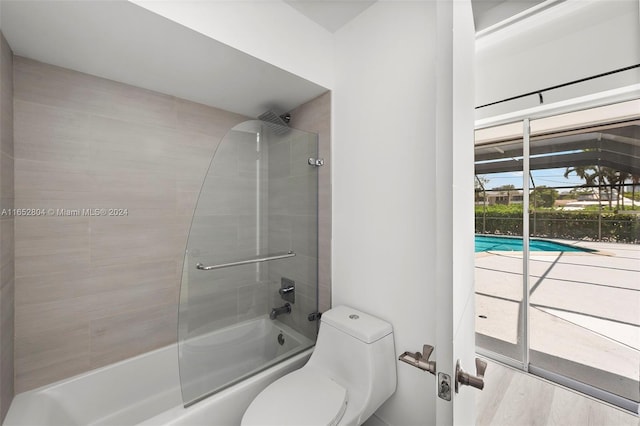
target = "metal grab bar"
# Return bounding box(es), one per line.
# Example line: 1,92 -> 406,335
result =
196,251 -> 295,271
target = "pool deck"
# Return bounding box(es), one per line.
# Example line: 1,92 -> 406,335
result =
475,239 -> 640,402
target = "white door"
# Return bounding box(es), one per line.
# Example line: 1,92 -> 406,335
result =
332,0 -> 480,423
434,0 -> 479,424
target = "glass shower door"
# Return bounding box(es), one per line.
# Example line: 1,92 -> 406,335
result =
178,120 -> 319,406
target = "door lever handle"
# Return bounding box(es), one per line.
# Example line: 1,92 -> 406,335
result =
455,358 -> 487,393
398,344 -> 436,375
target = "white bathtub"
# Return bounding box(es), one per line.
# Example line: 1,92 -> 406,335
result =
4,317 -> 313,426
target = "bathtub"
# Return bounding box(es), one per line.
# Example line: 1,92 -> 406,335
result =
4,317 -> 314,426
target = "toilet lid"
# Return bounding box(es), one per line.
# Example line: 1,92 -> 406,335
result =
241,369 -> 348,426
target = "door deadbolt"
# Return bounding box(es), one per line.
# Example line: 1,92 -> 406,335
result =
455,358 -> 487,393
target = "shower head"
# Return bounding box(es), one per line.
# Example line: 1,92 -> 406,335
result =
258,110 -> 291,135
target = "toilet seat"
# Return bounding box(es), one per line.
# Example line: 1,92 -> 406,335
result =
241,369 -> 348,426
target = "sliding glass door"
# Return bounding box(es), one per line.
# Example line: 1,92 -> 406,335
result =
474,100 -> 640,412
527,109 -> 640,409
474,122 -> 526,365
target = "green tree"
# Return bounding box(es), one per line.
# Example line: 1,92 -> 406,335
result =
563,165 -> 598,185
531,186 -> 558,208
564,165 -> 630,209
474,175 -> 489,190
631,174 -> 640,209
598,167 -> 620,209
617,171 -> 630,209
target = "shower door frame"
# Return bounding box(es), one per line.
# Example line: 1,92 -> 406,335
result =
474,84 -> 640,414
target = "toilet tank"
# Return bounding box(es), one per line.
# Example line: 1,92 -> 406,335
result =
308,306 -> 397,424
320,306 -> 393,344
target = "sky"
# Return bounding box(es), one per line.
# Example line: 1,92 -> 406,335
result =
479,168 -> 589,192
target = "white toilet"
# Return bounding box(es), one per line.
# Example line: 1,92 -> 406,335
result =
241,305 -> 397,426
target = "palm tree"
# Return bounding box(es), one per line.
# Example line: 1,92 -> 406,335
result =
617,171 -> 630,209
630,174 -> 640,210
598,167 -> 620,209
563,165 -> 598,185
564,165 -> 634,209
564,165 -> 600,205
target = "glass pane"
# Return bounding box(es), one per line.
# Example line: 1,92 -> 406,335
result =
178,120 -> 318,406
474,123 -> 526,363
528,116 -> 640,404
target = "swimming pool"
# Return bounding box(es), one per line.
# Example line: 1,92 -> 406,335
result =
475,235 -> 593,253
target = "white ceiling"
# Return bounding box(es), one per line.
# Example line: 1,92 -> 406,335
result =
0,0 -> 550,118
283,0 -> 376,33
282,0 -> 549,34
0,0 -> 328,118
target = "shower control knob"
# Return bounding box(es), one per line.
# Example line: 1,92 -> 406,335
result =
279,286 -> 294,295
279,278 -> 295,303
455,358 -> 487,393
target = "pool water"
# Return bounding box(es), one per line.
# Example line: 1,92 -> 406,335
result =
475,235 -> 592,253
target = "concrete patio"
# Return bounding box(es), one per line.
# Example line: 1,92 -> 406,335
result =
475,239 -> 640,403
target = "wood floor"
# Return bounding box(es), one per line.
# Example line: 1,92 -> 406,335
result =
477,359 -> 639,426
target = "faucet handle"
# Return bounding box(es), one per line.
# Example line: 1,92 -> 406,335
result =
279,278 -> 295,303
279,286 -> 294,295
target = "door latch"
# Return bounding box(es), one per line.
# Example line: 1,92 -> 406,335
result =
438,372 -> 451,401
455,358 -> 487,393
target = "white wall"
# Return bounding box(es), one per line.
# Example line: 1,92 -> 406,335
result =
332,2 -> 439,424
476,0 -> 640,115
129,0 -> 334,89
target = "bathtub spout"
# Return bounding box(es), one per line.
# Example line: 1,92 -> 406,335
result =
270,303 -> 291,320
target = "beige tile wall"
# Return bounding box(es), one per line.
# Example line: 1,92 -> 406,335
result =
13,57 -> 248,392
12,57 -> 332,395
0,31 -> 15,423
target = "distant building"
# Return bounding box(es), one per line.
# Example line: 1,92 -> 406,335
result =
476,190 -> 523,205
562,189 -> 636,210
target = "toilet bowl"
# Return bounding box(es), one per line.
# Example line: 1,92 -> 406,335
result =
241,305 -> 397,426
